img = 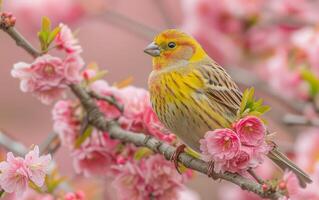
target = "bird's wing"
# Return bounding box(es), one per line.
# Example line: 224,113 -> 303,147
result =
194,61 -> 242,113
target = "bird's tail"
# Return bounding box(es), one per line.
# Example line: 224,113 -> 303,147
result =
267,148 -> 312,188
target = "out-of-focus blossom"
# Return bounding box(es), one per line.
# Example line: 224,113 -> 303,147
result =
291,27 -> 319,76
11,54 -> 83,104
177,188 -> 201,200
282,171 -> 300,198
0,152 -> 29,195
52,100 -> 80,147
113,155 -> 187,200
219,183 -> 261,200
72,130 -> 118,177
4,187 -> 55,200
295,129 -> 319,173
260,48 -> 307,100
24,146 -> 51,187
3,0 -> 84,32
0,146 -> 51,195
200,129 -> 241,161
55,23 -> 82,54
234,116 -> 266,146
64,191 -> 85,200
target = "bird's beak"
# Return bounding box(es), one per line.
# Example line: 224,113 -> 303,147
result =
144,42 -> 160,57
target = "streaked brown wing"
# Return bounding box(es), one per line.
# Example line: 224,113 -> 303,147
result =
195,60 -> 242,114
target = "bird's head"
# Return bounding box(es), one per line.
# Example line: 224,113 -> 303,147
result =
144,29 -> 207,70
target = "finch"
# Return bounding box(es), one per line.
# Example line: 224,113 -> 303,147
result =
144,29 -> 312,187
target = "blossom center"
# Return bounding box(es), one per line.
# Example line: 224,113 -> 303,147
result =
43,64 -> 56,76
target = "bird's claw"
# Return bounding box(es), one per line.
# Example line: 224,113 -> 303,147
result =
170,144 -> 186,174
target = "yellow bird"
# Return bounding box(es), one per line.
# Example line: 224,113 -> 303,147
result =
144,29 -> 312,187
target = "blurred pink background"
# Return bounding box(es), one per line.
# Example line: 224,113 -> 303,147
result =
0,0 -> 222,199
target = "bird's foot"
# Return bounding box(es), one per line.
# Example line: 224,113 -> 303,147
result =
207,161 -> 219,180
170,144 -> 186,174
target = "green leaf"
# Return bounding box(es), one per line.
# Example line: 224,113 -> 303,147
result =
87,70 -> 108,85
133,147 -> 153,160
41,16 -> 51,33
300,69 -> 319,97
74,125 -> 94,148
238,87 -> 270,118
45,169 -> 66,193
48,26 -> 61,44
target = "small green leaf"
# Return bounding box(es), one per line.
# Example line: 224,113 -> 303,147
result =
42,16 -> 51,33
75,125 -> 94,148
300,69 -> 319,97
48,26 -> 61,44
133,147 -> 153,160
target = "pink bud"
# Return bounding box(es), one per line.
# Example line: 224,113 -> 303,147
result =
262,184 -> 268,191
279,181 -> 286,190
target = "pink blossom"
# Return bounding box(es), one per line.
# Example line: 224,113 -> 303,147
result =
282,171 -> 300,198
118,86 -> 150,132
113,161 -> 147,200
200,128 -> 241,161
227,146 -> 252,173
113,155 -> 186,200
24,146 -> 51,187
234,116 -> 266,146
72,130 -> 118,177
259,48 -> 307,100
11,54 -> 83,104
144,155 -> 185,200
52,100 -> 80,147
295,129 -> 319,173
64,191 -> 85,200
0,147 -> 51,195
0,152 -> 29,195
63,55 -> 84,83
143,106 -> 175,143
55,23 -> 82,54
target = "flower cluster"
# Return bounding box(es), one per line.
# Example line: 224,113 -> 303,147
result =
182,0 -> 319,101
11,24 -> 84,104
200,116 -> 270,174
0,146 -> 51,195
113,155 -> 189,200
51,66 -> 185,198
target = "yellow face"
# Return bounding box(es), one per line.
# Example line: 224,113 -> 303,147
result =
144,29 -> 207,70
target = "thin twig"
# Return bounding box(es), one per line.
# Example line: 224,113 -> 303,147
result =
39,132 -> 61,155
248,168 -> 264,184
283,114 -> 319,127
96,10 -> 158,40
152,0 -> 174,28
1,27 -> 41,58
0,130 -> 28,156
88,90 -> 124,112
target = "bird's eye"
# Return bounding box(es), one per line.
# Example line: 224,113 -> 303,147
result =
168,42 -> 176,49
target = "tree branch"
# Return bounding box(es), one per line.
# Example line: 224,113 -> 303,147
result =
1,27 -> 41,58
0,130 -> 28,156
283,114 -> 319,127
70,84 -> 283,200
88,90 -> 124,112
0,18 -> 284,200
